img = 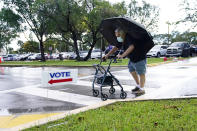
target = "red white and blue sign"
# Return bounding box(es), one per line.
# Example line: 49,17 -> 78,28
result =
42,69 -> 78,87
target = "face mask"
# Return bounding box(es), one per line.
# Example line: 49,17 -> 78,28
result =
117,37 -> 123,42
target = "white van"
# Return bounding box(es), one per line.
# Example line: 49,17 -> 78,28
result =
147,45 -> 168,57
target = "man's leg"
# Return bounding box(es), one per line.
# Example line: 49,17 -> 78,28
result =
134,59 -> 146,94
130,71 -> 140,85
128,60 -> 140,92
139,74 -> 145,88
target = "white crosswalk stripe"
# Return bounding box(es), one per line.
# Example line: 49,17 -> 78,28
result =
14,86 -> 101,106
75,80 -> 134,91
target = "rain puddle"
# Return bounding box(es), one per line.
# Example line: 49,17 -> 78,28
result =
177,67 -> 189,69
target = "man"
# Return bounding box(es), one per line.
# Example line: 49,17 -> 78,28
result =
103,28 -> 147,95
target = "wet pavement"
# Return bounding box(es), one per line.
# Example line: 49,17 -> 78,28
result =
0,66 -> 125,91
0,66 -> 126,115
142,58 -> 197,99
0,58 -> 197,116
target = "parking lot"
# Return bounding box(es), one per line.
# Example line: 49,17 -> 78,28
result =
1,42 -> 197,63
0,49 -> 105,62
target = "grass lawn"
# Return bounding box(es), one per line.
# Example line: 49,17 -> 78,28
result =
1,58 -> 164,66
25,98 -> 197,131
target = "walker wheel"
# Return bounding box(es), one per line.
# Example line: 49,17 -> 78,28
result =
120,92 -> 127,99
93,90 -> 99,97
109,87 -> 115,94
101,94 -> 108,101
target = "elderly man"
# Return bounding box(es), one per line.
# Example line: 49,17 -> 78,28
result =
103,28 -> 147,95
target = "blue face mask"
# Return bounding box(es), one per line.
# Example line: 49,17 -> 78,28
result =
117,37 -> 123,42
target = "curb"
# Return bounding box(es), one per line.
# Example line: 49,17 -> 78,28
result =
147,61 -> 175,67
10,96 -> 197,130
0,64 -> 127,67
10,100 -> 117,131
0,61 -> 175,68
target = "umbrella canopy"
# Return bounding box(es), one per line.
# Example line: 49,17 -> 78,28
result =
99,17 -> 154,53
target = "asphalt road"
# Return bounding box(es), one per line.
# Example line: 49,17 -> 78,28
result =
0,57 -> 197,115
0,66 -> 126,115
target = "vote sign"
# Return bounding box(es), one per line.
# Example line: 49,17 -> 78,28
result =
42,69 -> 78,87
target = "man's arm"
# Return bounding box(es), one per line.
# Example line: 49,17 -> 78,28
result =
104,46 -> 119,59
118,44 -> 134,58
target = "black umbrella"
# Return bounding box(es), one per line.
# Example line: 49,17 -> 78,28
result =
99,17 -> 154,53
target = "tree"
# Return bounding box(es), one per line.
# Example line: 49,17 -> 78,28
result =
153,34 -> 170,45
45,37 -> 74,52
17,40 -> 24,53
17,40 -> 24,47
21,41 -> 39,53
154,31 -> 197,45
8,47 -> 14,54
0,8 -> 21,53
180,0 -> 197,28
41,0 -> 128,61
128,0 -> 160,33
44,39 -> 59,53
171,31 -> 197,44
3,0 -> 53,61
82,0 -> 127,60
41,0 -> 86,60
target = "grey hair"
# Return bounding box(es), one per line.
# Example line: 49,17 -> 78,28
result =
115,28 -> 126,36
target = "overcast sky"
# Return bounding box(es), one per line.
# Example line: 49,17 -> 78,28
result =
109,0 -> 188,33
1,0 -> 195,50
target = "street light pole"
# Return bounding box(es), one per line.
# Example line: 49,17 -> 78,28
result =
166,21 -> 171,45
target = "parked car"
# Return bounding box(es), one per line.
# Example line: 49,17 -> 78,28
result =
190,46 -> 197,56
195,47 -> 197,53
60,52 -> 70,59
51,53 -> 59,59
45,53 -> 49,60
166,42 -> 190,57
91,49 -> 104,59
7,54 -> 18,61
29,53 -> 49,60
79,51 -> 88,59
13,54 -> 21,61
2,55 -> 8,61
68,52 -> 77,60
19,54 -> 33,61
28,53 -> 41,60
0,55 -> 3,62
147,45 -> 168,57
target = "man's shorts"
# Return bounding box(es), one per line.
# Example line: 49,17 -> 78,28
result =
128,59 -> 147,75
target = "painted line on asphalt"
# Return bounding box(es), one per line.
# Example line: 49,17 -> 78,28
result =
14,86 -> 101,106
78,68 -> 129,80
0,112 -> 62,129
74,80 -> 158,98
0,84 -> 41,94
9,100 -> 116,131
75,80 -> 134,92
